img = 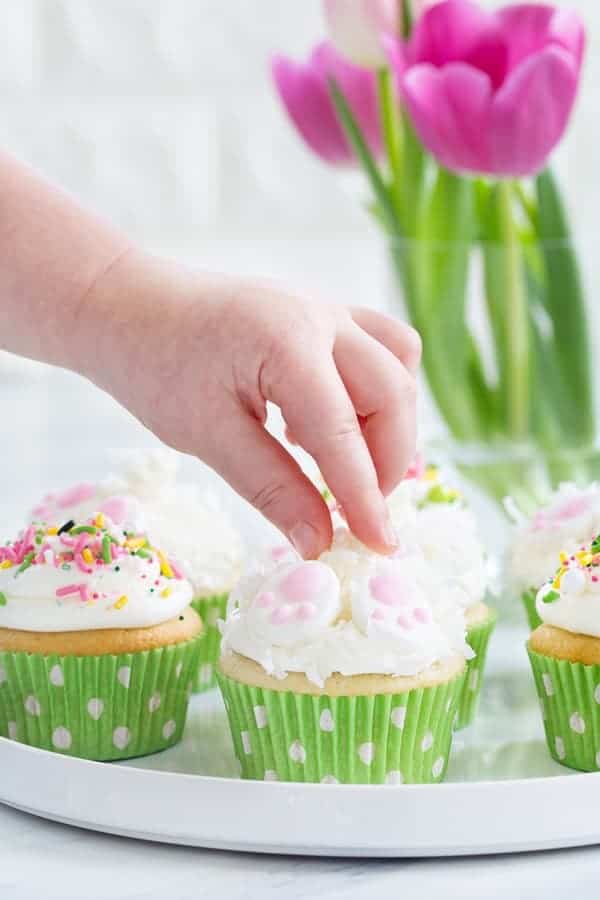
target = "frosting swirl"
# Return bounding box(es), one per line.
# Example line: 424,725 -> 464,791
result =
536,535 -> 600,637
221,529 -> 472,687
0,516 -> 192,632
510,483 -> 600,591
29,449 -> 244,595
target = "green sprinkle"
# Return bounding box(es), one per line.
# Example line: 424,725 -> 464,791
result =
136,548 -> 151,558
422,484 -> 460,506
321,487 -> 332,502
102,534 -> 112,564
0,593 -> 6,607
61,563 -> 71,571
592,536 -> 600,554
35,535 -> 43,545
17,552 -> 35,575
541,589 -> 560,604
70,525 -> 97,535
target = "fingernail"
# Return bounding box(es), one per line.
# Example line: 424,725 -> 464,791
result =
290,521 -> 321,560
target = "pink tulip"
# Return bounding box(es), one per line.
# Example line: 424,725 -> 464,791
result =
388,1 -> 585,176
323,0 -> 400,68
272,42 -> 383,166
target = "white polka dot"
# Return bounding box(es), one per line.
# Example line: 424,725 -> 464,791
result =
253,705 -> 268,728
596,751 -> 600,769
321,775 -> 339,784
241,730 -> 252,755
432,756 -> 445,778
358,742 -> 375,765
117,666 -> 131,688
87,698 -> 104,721
570,712 -> 586,734
112,726 -> 131,750
199,663 -> 213,684
468,668 -> 479,692
264,769 -> 279,781
175,662 -> 183,678
594,684 -> 600,705
555,736 -> 566,760
162,720 -> 177,740
289,739 -> 306,764
421,731 -> 434,752
385,770 -> 403,785
542,673 -> 554,697
49,664 -> 64,687
446,697 -> 453,712
148,692 -> 161,713
24,695 -> 41,717
390,706 -> 407,729
207,607 -> 220,627
7,721 -> 17,740
52,727 -> 72,750
0,665 -> 7,685
319,709 -> 335,732
539,698 -> 547,720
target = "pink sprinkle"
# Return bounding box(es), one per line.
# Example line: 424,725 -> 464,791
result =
98,495 -> 129,524
295,602 -> 317,621
593,576 -> 599,583
413,607 -> 431,624
74,553 -> 93,574
396,614 -> 413,630
270,604 -> 295,625
78,584 -> 90,602
56,483 -> 95,509
169,559 -> 184,580
256,591 -> 275,609
403,453 -> 425,480
74,534 -> 89,554
60,534 -> 77,548
56,584 -> 83,598
280,564 -> 325,603
369,574 -> 408,607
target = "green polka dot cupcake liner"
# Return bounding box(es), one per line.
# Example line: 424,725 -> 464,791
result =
528,647 -> 600,772
0,634 -> 202,761
455,608 -> 497,731
191,593 -> 229,693
521,588 -> 542,630
216,669 -> 465,784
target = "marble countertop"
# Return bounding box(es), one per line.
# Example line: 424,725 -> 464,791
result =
2,362 -> 600,897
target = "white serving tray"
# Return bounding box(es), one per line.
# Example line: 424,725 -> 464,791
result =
2,623 -> 600,858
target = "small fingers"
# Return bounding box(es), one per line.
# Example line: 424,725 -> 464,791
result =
351,307 -> 422,374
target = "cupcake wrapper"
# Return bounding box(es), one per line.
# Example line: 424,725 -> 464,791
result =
191,593 -> 229,693
216,669 -> 465,784
521,589 -> 541,630
455,608 -> 497,731
0,635 -> 202,761
528,647 -> 600,772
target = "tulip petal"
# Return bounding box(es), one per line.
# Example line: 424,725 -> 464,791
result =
490,46 -> 579,176
402,62 -> 492,173
496,4 -> 585,74
271,53 -> 352,164
311,43 -> 382,158
410,0 -> 508,89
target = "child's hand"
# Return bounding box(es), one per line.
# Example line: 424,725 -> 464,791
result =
82,251 -> 420,559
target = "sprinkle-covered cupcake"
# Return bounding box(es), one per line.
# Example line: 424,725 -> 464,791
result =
528,534 -> 600,771
30,449 -> 244,693
217,530 -> 471,784
0,515 -> 202,760
509,483 -> 600,629
387,457 -> 496,730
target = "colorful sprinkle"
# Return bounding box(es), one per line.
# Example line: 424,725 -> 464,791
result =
114,595 -> 129,610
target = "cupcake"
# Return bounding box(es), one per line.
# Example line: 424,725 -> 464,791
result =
509,483 -> 600,630
217,530 -> 471,784
0,514 -> 202,760
528,534 -> 600,771
29,449 -> 244,693
387,457 -> 496,730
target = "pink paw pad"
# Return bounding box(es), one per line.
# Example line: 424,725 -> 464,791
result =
56,483 -> 96,509
98,496 -> 129,525
281,565 -> 325,603
369,574 -> 410,607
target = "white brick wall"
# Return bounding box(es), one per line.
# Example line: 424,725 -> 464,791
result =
0,1 -> 596,295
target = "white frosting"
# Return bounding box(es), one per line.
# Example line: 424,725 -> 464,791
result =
510,483 -> 600,591
536,543 -> 600,637
221,530 -> 472,687
0,520 -> 192,632
30,449 -> 244,595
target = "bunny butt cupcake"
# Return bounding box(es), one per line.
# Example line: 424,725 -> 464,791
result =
30,448 -> 244,693
0,515 -> 202,760
387,457 -> 496,729
217,531 -> 471,785
528,534 -> 600,771
509,483 -> 600,630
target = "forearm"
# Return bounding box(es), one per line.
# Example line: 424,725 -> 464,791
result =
0,150 -> 131,372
